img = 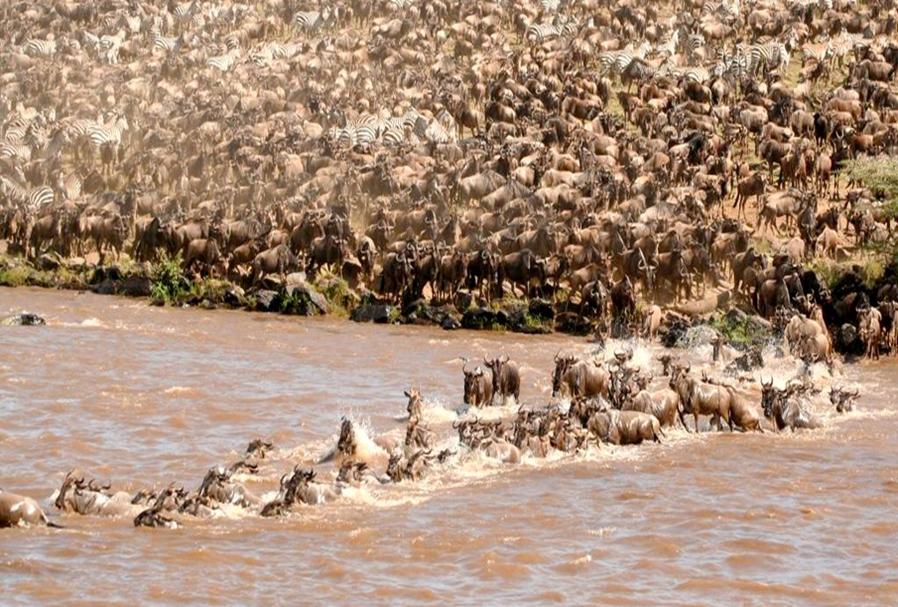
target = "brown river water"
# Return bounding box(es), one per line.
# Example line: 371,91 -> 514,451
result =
2,286 -> 898,606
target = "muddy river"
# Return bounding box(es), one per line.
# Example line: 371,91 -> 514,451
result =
2,287 -> 897,605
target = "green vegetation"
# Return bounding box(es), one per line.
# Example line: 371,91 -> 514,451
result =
314,273 -> 356,317
710,313 -> 771,348
149,253 -> 190,305
844,157 -> 898,222
189,278 -> 231,303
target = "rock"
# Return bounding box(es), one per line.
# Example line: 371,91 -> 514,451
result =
838,323 -> 860,352
117,276 -> 151,297
285,279 -> 329,315
441,315 -> 461,330
89,275 -> 151,297
2,312 -> 46,326
528,298 -> 555,321
554,312 -> 592,335
351,304 -> 395,323
454,290 -> 474,313
90,266 -> 123,285
724,307 -> 749,324
461,307 -> 504,330
224,286 -> 247,308
36,254 -> 60,271
255,289 -> 280,312
661,316 -> 691,348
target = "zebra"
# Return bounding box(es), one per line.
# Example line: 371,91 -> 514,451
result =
0,142 -> 32,163
656,29 -> 679,57
746,41 -> 790,75
713,48 -> 750,81
294,7 -> 333,30
251,42 -> 299,65
23,39 -> 57,58
0,177 -> 54,214
423,109 -> 456,144
540,0 -> 562,11
207,48 -> 240,72
386,0 -> 416,10
153,30 -> 182,54
525,17 -> 577,44
87,117 -> 128,148
598,43 -> 651,79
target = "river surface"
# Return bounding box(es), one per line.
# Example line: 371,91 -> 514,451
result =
1,287 -> 897,606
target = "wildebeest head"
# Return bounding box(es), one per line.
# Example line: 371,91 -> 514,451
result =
336,417 -> 356,456
462,361 -> 487,405
830,386 -> 859,413
760,377 -> 778,419
55,469 -> 84,511
551,353 -> 577,397
246,438 -> 274,459
404,388 -> 423,422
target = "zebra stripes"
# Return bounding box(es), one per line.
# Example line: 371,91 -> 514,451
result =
525,18 -> 577,44
598,44 -> 650,79
250,42 -> 299,65
294,7 -> 332,30
328,109 -> 431,147
87,118 -> 128,148
0,177 -> 54,214
207,49 -> 240,72
23,39 -> 57,58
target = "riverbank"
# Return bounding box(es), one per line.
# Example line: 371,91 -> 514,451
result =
4,248 -> 896,358
0,251 -> 757,341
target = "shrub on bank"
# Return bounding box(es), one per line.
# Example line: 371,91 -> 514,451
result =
149,254 -> 190,305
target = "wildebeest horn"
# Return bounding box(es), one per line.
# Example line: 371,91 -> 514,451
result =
501,353 -> 509,363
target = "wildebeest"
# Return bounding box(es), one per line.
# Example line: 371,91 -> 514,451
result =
484,354 -> 521,405
552,354 -> 610,399
462,359 -> 494,407
587,409 -> 663,445
1,489 -> 61,528
760,378 -> 822,431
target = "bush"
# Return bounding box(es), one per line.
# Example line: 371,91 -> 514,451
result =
149,253 -> 190,305
710,313 -> 771,348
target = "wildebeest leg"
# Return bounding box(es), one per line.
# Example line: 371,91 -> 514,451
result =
694,412 -> 700,432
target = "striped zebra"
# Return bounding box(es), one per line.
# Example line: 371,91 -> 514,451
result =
0,177 -> 54,214
87,117 -> 128,148
830,30 -> 866,68
746,41 -> 790,74
656,29 -> 679,57
525,18 -> 577,44
250,42 -> 299,65
173,0 -> 199,21
702,0 -> 740,21
712,48 -> 750,81
294,7 -> 333,30
0,142 -> 32,163
152,30 -> 182,54
424,109 -> 456,144
379,116 -> 410,145
207,49 -> 240,72
23,39 -> 57,58
386,0 -> 416,10
598,43 -> 650,79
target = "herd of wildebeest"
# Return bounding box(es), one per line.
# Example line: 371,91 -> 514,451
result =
0,346 -> 862,529
0,0 -> 896,353
1,0 -> 897,527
